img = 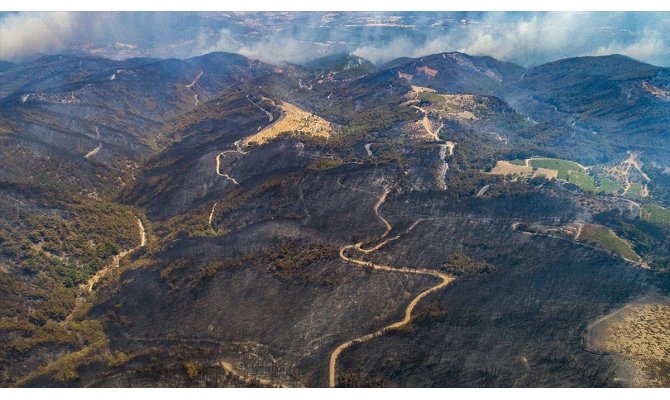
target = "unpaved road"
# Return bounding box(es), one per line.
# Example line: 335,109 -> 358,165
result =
208,202 -> 218,232
185,70 -> 203,106
411,99 -> 454,189
247,96 -> 274,122
329,188 -> 454,387
62,217 -> 146,326
364,143 -> 373,157
214,97 -> 279,185
86,217 -> 146,293
215,140 -> 249,185
476,184 -> 490,197
185,70 -> 203,89
85,127 -> 102,159
85,143 -> 102,159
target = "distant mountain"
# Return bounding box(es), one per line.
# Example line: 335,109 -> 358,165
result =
501,54 -> 670,164
303,53 -> 377,81
383,52 -> 525,95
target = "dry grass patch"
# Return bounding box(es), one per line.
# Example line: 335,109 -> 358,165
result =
489,161 -> 558,179
601,302 -> 670,387
241,101 -> 333,147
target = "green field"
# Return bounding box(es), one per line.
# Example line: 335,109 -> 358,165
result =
528,158 -> 584,179
597,177 -> 624,195
567,171 -> 598,192
580,224 -> 640,262
419,91 -> 446,106
641,204 -> 670,226
499,157 -> 635,197
627,182 -> 646,198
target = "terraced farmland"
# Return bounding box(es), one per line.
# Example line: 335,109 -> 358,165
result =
578,224 -> 641,263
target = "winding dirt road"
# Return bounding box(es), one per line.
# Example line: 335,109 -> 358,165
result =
215,140 -> 249,185
185,70 -> 203,106
247,96 -> 274,123
86,217 -> 146,293
410,98 -> 454,190
364,143 -> 374,157
63,217 -> 146,325
185,70 -> 203,89
328,188 -> 454,387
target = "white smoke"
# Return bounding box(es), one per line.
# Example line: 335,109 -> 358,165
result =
0,12 -> 668,67
353,12 -> 670,67
0,12 -> 75,61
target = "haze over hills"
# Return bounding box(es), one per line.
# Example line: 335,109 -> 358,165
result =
1,42 -> 670,388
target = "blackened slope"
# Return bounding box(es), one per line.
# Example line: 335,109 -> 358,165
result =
386,52 -> 525,95
0,52 -> 278,197
502,55 -> 670,153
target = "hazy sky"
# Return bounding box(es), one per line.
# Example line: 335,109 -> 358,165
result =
1,11 -> 668,67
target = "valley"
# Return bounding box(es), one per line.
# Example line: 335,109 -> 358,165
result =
0,47 -> 669,389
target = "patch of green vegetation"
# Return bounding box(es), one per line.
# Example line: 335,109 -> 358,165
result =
627,182 -> 646,198
529,158 -> 584,179
508,159 -> 526,166
440,252 -> 496,276
418,91 -> 446,106
184,362 -> 201,381
307,156 -> 344,171
641,204 -> 670,227
597,177 -> 624,195
567,171 -> 598,192
580,224 -> 640,262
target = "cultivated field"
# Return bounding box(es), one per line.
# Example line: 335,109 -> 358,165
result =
489,160 -> 558,179
504,157 -> 626,194
528,157 -> 585,179
577,224 -> 641,263
641,204 -> 670,226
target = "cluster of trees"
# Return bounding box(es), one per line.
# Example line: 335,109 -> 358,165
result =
440,252 -> 497,276
266,240 -> 338,282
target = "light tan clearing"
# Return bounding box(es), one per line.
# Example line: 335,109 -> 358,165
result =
607,152 -> 651,197
407,87 -> 479,122
642,81 -> 670,101
416,65 -> 438,77
329,188 -> 454,387
444,141 -> 455,156
397,71 -> 413,81
490,161 -> 558,179
411,85 -> 436,94
407,88 -> 457,189
586,300 -> 670,387
574,222 -> 584,241
240,100 -> 333,147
